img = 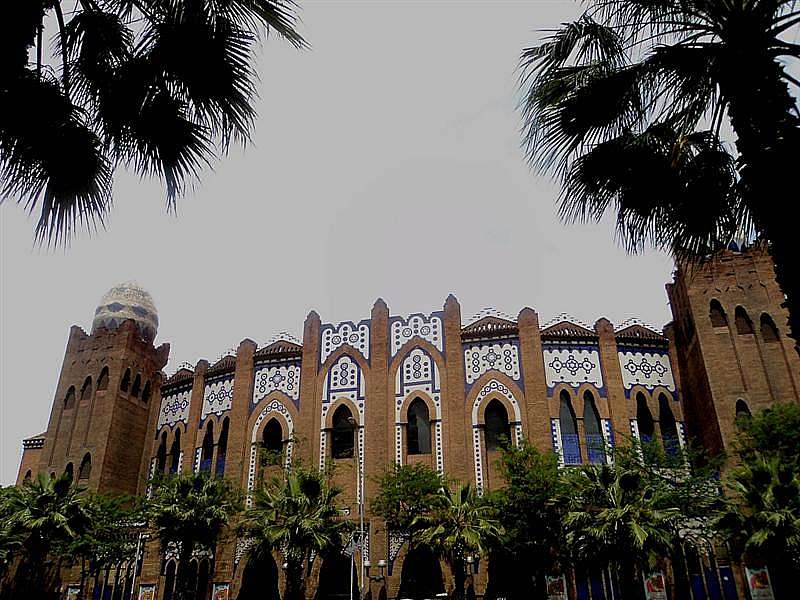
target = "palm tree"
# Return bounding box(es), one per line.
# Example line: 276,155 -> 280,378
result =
0,473 -> 91,599
560,463 -> 679,599
520,0 -> 800,348
413,483 -> 503,600
1,0 -> 305,245
239,468 -> 352,600
714,455 -> 800,598
147,473 -> 240,600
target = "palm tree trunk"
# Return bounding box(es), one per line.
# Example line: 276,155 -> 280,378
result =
283,560 -> 304,600
173,542 -> 195,600
450,559 -> 466,600
720,54 -> 800,352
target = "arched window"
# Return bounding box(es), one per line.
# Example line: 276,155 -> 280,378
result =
407,397 -> 432,455
735,306 -> 754,335
78,453 -> 92,480
658,394 -> 679,457
65,462 -> 74,481
331,405 -> 355,459
215,417 -> 229,476
142,381 -> 152,403
97,367 -> 109,391
263,419 -> 283,454
120,369 -> 131,393
156,431 -> 168,473
200,422 -> 214,472
735,399 -> 752,426
169,430 -> 181,474
196,559 -> 211,600
582,391 -> 605,464
163,560 -> 177,600
636,392 -> 655,444
559,390 -> 581,465
80,377 -> 93,403
64,386 -> 76,409
24,470 -> 32,482
710,300 -> 728,328
131,374 -> 142,397
760,313 -> 780,342
485,399 -> 511,451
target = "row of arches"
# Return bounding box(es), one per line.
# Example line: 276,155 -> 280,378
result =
23,453 -> 92,484
709,300 -> 781,341
558,390 -> 605,466
163,558 -> 211,600
636,392 -> 680,458
156,418 -> 231,478
62,366 -> 151,410
120,368 -> 152,403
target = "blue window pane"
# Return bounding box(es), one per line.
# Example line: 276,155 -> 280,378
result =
586,434 -> 606,464
562,433 -> 582,465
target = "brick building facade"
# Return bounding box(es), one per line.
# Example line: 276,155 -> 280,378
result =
15,244 -> 800,600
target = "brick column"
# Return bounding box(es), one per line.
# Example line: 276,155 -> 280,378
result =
442,294 -> 468,482
595,319 -> 630,440
228,339 -> 256,486
299,311 -> 321,467
517,307 -> 551,451
189,360 -> 209,471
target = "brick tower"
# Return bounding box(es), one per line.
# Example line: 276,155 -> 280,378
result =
16,283 -> 169,496
667,242 -> 800,456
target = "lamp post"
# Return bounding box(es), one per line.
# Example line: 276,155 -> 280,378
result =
347,416 -> 366,600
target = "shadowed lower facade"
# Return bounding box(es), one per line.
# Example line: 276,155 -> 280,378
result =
16,243 -> 800,600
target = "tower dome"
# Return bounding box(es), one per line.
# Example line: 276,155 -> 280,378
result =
92,282 -> 159,342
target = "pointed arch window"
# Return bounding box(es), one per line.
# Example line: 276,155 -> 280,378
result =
735,306 -> 754,335
582,390 -> 605,464
407,397 -> 432,455
710,300 -> 728,328
97,367 -> 109,391
131,374 -> 142,397
121,369 -> 131,393
65,462 -> 74,481
169,430 -> 181,474
261,418 -> 284,467
636,392 -> 655,445
658,394 -> 680,457
80,377 -> 93,403
332,405 -> 355,459
79,453 -> 92,480
485,399 -> 511,451
156,432 -> 168,473
24,470 -> 32,482
142,381 -> 152,404
760,313 -> 780,343
559,390 -> 581,465
64,386 -> 76,410
200,422 -> 214,472
735,399 -> 752,427
216,417 -> 229,477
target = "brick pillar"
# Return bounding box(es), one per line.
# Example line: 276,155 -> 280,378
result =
595,319 -> 630,440
517,307 -> 551,451
138,371 -> 165,495
442,294 -> 468,482
229,339 -> 257,487
366,298 -> 390,568
189,360 -> 210,471
299,311 -> 321,468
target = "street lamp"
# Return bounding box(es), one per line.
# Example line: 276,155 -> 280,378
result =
365,559 -> 387,583
347,416 -> 367,600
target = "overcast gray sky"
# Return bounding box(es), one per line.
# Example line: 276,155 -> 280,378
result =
1,1 -> 678,484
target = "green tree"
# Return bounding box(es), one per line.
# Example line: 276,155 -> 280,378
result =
239,468 -> 352,600
735,402 -> 800,466
0,473 -> 91,599
520,0 -> 800,348
560,459 -> 679,599
1,0 -> 305,244
0,487 -> 24,587
370,463 -> 444,533
414,483 -> 503,600
488,441 -> 565,599
147,473 -> 240,600
714,455 -> 800,598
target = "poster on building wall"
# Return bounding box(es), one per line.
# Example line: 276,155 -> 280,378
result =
212,583 -> 230,600
137,584 -> 156,600
745,566 -> 775,599
65,587 -> 81,600
642,571 -> 668,600
545,574 -> 568,600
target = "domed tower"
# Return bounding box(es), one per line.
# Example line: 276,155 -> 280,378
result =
18,283 -> 169,495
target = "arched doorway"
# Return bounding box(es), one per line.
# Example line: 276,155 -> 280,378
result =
398,546 -> 444,600
317,551 -> 359,600
237,550 -> 279,600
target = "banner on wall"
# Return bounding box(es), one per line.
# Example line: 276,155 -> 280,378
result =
642,571 -> 668,600
137,584 -> 156,600
545,574 -> 568,600
65,587 -> 81,600
745,566 -> 775,600
212,583 -> 230,600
